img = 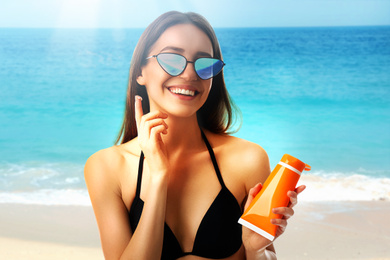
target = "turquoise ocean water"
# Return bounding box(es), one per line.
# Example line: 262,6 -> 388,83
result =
1,26 -> 389,204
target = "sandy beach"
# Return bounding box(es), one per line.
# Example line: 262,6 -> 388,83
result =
275,201 -> 390,260
0,201 -> 389,259
0,204 -> 104,260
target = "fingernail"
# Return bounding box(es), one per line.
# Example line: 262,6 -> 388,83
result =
135,95 -> 143,102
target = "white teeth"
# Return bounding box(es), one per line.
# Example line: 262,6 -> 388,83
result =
169,88 -> 195,96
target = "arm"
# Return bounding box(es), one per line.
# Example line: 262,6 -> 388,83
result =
242,183 -> 276,260
85,96 -> 170,260
238,144 -> 305,260
85,150 -> 168,260
243,184 -> 306,260
238,145 -> 276,259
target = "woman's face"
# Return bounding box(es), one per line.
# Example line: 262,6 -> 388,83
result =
137,23 -> 214,118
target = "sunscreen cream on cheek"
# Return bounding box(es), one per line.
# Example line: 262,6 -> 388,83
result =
238,154 -> 311,241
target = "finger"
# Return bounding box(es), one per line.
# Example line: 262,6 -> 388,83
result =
138,111 -> 168,140
135,95 -> 144,130
243,183 -> 262,211
139,111 -> 168,129
250,183 -> 262,197
287,191 -> 298,207
144,118 -> 169,134
275,224 -> 287,238
150,123 -> 168,136
272,207 -> 294,219
295,185 -> 306,195
271,218 -> 287,229
271,218 -> 288,238
150,125 -> 168,143
287,185 -> 306,207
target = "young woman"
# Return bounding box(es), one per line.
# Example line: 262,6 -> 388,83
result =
85,11 -> 305,260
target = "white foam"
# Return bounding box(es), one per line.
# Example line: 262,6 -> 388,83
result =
1,162 -> 390,204
298,171 -> 390,201
0,161 -> 85,190
0,189 -> 91,206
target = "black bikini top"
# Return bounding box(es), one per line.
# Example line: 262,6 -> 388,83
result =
129,131 -> 243,259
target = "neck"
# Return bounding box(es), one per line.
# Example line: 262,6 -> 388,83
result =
162,115 -> 204,156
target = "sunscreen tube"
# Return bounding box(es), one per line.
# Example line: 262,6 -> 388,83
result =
238,154 -> 311,241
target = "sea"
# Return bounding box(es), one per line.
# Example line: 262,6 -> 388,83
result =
1,26 -> 389,205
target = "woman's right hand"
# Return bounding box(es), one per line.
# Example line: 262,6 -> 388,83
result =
135,95 -> 170,175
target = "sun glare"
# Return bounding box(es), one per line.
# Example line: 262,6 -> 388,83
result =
56,0 -> 101,28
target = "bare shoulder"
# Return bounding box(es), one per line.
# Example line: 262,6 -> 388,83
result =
84,147 -> 120,190
205,131 -> 271,191
86,138 -> 140,169
84,138 -> 141,192
85,146 -> 119,174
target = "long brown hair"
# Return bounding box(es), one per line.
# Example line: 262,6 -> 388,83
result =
116,11 -> 240,144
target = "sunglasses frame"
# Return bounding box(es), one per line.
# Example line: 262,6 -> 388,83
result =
146,53 -> 225,80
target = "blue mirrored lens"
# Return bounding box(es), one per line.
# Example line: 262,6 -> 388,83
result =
155,53 -> 224,79
195,58 -> 224,80
156,53 -> 186,76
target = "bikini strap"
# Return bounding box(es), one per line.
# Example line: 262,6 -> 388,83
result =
201,130 -> 227,189
135,151 -> 145,199
137,132 -> 225,195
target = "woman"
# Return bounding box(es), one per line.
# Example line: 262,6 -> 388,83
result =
84,11 -> 305,260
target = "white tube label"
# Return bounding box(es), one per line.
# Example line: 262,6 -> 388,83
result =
238,218 -> 275,241
278,161 -> 301,175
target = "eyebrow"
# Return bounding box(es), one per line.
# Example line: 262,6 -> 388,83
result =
159,46 -> 212,57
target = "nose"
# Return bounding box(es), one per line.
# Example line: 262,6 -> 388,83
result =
180,61 -> 198,81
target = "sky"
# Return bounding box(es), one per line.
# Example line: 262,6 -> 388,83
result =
1,0 -> 390,28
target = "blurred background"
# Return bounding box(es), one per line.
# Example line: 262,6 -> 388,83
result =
1,0 -> 389,204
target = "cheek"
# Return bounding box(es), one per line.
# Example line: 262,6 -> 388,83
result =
143,68 -> 170,90
204,79 -> 213,96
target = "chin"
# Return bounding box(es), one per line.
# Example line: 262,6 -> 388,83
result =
168,109 -> 198,119
149,98 -> 205,119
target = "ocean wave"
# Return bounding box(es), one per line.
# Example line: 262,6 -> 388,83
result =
0,189 -> 91,206
1,163 -> 390,205
298,171 -> 390,201
0,161 -> 86,191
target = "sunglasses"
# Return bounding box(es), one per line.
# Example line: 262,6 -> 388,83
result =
146,53 -> 225,80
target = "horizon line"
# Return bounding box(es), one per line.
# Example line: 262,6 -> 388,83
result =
1,24 -> 389,30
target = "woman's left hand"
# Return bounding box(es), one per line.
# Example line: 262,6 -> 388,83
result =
242,184 -> 306,252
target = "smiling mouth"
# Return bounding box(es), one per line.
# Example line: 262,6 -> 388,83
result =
168,87 -> 199,97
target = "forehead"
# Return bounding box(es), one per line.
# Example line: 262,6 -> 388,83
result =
150,24 -> 213,56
